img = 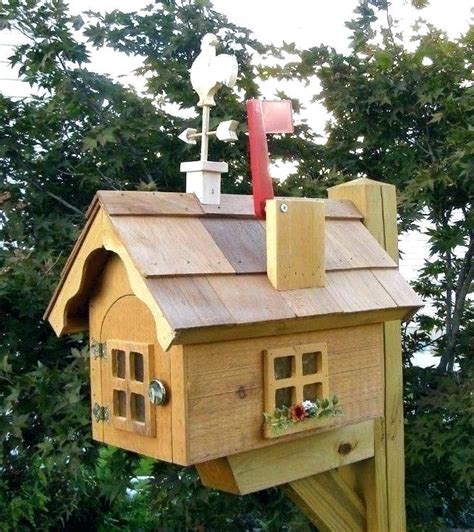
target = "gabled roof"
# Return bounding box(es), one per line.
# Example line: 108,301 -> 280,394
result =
45,191 -> 422,350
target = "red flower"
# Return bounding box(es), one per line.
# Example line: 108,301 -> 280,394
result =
289,403 -> 307,422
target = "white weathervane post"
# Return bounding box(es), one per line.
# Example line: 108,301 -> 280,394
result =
179,33 -> 239,205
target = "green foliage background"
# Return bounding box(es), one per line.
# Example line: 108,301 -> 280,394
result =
0,0 -> 472,530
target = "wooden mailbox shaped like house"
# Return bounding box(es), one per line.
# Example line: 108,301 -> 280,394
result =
46,178 -> 421,528
46,182 -> 420,457
44,31 -> 422,529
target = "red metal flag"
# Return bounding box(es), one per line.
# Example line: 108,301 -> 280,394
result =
246,99 -> 294,219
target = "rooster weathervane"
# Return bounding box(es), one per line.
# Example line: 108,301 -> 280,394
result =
179,33 -> 239,205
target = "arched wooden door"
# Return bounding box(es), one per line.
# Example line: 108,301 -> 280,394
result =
89,254 -> 172,461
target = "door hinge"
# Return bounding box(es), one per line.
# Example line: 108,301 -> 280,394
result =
90,340 -> 107,359
92,402 -> 109,423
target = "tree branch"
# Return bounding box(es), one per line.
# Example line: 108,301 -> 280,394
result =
438,231 -> 474,372
31,182 -> 84,217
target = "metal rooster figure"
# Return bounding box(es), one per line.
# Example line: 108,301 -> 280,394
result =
179,33 -> 239,205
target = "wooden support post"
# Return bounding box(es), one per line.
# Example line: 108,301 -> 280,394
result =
328,177 -> 406,531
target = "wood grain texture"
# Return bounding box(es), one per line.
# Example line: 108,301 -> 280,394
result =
201,218 -> 266,273
89,253 -> 133,331
95,191 -> 362,219
372,417 -> 389,531
207,274 -> 296,324
172,307 -> 409,348
381,184 -> 399,263
329,177 -> 408,531
100,213 -> 177,350
45,209 -> 177,350
47,198 -> 419,350
49,222 -> 418,349
103,340 -> 156,437
328,177 -> 398,262
325,270 -> 396,313
99,294 -> 173,461
183,324 -> 383,463
384,320 -> 406,530
328,178 -> 387,253
277,217 -> 398,274
64,200 -> 100,276
46,209 -> 104,333
373,268 -> 423,309
47,193 -> 419,354
85,193 -> 100,219
281,269 -> 401,320
106,215 -> 398,280
263,342 -> 329,437
98,190 -> 205,216
200,194 -> 255,217
87,246 -> 122,443
88,255 -> 173,460
279,278 -> 343,317
272,196 -> 363,220
266,198 -> 325,290
326,219 -> 396,270
334,439 -> 389,532
109,216 -> 235,276
285,469 -> 367,531
197,420 -> 374,494
228,218 -> 396,274
196,458 -> 240,494
146,276 -> 234,330
170,346 -> 189,465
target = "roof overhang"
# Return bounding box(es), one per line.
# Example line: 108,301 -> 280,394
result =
45,192 -> 423,351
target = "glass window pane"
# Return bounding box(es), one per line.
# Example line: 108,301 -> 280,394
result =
131,393 -> 145,423
275,387 -> 295,408
302,352 -> 321,375
113,390 -> 127,417
303,383 -> 322,402
130,352 -> 144,382
274,356 -> 294,380
113,350 -> 126,378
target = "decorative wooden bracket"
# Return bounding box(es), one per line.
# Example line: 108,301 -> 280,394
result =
45,208 -> 176,351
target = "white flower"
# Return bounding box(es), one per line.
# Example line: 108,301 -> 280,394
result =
302,400 -> 315,412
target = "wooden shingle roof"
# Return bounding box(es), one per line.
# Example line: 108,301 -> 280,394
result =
45,191 -> 422,349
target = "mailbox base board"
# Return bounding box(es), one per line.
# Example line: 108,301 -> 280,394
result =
196,419 -> 374,495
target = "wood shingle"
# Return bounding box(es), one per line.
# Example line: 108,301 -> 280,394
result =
45,191 -> 422,350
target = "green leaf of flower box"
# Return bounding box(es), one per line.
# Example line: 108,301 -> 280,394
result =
262,396 -> 343,439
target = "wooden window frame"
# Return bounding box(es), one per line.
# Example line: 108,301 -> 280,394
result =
263,342 -> 329,413
105,340 -> 156,437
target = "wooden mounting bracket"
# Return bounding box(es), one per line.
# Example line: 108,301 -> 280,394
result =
196,420 -> 374,495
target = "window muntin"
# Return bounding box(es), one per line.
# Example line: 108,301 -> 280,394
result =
264,342 -> 329,414
105,341 -> 155,437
